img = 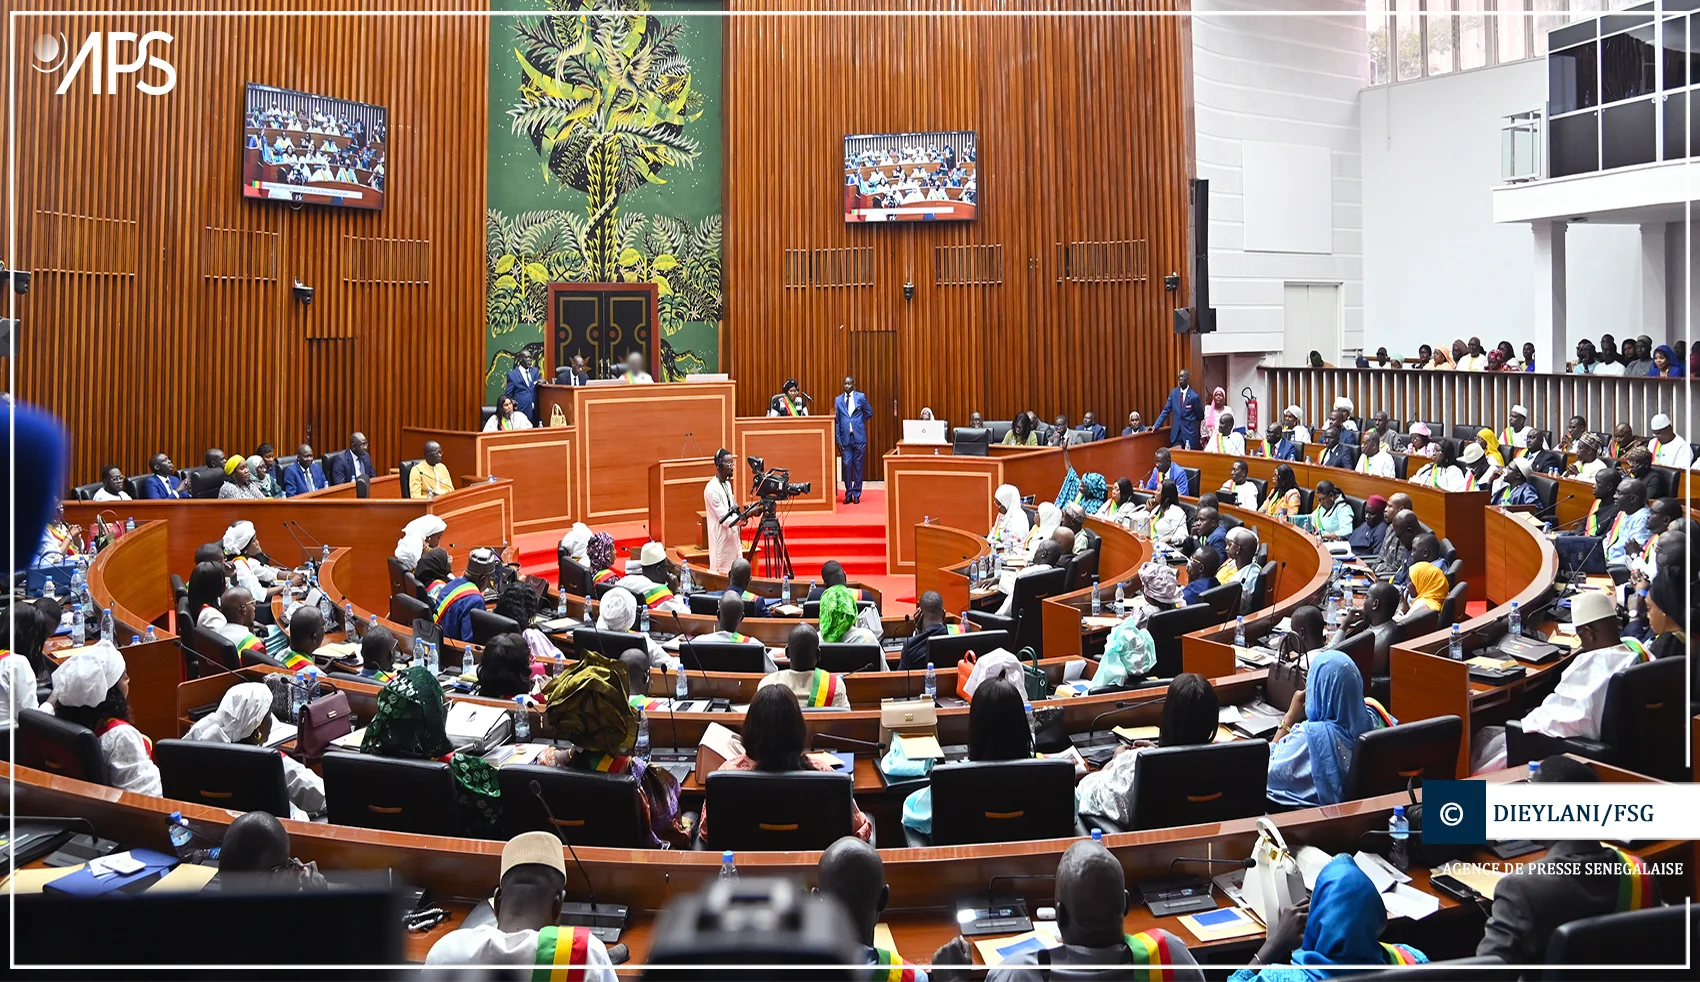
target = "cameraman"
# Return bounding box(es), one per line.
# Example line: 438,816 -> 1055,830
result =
704,448 -> 744,573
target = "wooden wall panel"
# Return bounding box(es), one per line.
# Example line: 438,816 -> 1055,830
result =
3,0 -> 488,485
725,0 -> 1197,473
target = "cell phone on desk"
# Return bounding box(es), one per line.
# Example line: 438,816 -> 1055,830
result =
1428,874 -> 1479,903
1490,839 -> 1542,859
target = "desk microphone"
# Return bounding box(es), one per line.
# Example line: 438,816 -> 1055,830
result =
528,779 -> 627,941
529,779 -> 596,909
1168,856 -> 1255,873
810,732 -> 882,754
1544,493 -> 1575,523
798,389 -> 814,404
669,610 -> 714,703
1087,700 -> 1143,743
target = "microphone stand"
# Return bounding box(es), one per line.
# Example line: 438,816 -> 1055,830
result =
528,779 -> 627,940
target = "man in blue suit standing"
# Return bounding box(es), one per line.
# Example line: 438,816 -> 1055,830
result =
281,444 -> 327,497
503,351 -> 541,423
139,453 -> 186,499
1152,369 -> 1205,449
327,431 -> 371,485
835,376 -> 871,504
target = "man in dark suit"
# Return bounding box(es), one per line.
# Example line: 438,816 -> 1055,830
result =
503,351 -> 541,423
1317,426 -> 1358,470
281,443 -> 327,497
327,431 -> 371,486
139,452 -> 187,499
1151,369 -> 1204,449
554,354 -> 590,387
835,376 -> 871,504
1477,755 -> 1659,965
1079,411 -> 1106,442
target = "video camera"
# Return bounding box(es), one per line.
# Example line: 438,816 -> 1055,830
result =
747,456 -> 811,502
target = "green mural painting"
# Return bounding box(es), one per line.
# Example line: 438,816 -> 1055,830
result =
485,0 -> 722,397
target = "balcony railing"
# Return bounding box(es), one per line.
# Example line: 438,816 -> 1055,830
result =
1501,109 -> 1546,183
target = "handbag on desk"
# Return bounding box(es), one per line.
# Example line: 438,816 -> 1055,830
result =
1018,646 -> 1051,702
1244,817 -> 1305,927
297,687 -> 353,763
1263,641 -> 1309,711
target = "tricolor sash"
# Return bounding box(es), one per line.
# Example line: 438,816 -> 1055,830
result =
95,718 -> 153,759
1621,637 -> 1653,665
1603,512 -> 1628,551
362,668 -> 395,684
234,632 -> 267,660
577,752 -> 634,774
1585,501 -> 1604,536
723,632 -> 749,643
807,668 -> 839,708
641,584 -> 675,609
868,947 -> 915,982
532,925 -> 592,981
780,397 -> 803,417
1640,533 -> 1660,564
1609,846 -> 1653,910
434,581 -> 482,623
1381,943 -> 1422,966
280,650 -> 314,671
1123,930 -> 1183,980
592,568 -> 618,588
1364,697 -> 1396,729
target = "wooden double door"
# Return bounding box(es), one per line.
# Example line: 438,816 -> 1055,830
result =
547,283 -> 660,379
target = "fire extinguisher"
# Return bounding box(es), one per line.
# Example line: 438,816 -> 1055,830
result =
1242,387 -> 1259,434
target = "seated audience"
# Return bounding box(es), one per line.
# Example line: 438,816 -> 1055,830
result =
1557,477 -> 1646,575
1348,494 -> 1389,557
1316,426 -> 1356,470
425,831 -> 615,978
1220,459 -> 1259,510
1076,673 -> 1219,827
394,514 -> 447,572
1607,421 -> 1640,460
1231,854 -> 1427,980
1647,412 -> 1692,468
804,559 -> 876,605
1207,413 -> 1245,455
1492,457 -> 1541,507
1219,528 -> 1262,609
359,624 -> 398,684
901,590 -> 959,670
249,447 -> 284,499
1649,343 -> 1682,377
1142,446 -> 1190,496
46,642 -> 162,796
698,593 -> 761,645
1001,412 -> 1040,446
1409,439 -> 1466,490
281,444 -> 327,497
416,546 -> 498,643
817,837 -> 933,980
1404,421 -> 1438,458
92,465 -> 131,501
615,542 -> 688,614
1640,565 -> 1689,662
1279,405 -> 1312,445
1365,410 -> 1399,448
1261,423 -> 1303,461
1499,404 -> 1532,451
1336,581 -> 1404,682
185,560 -> 228,625
760,624 -> 850,709
594,588 -> 676,671
1623,446 -> 1670,500
1564,435 -> 1609,481
1560,415 -> 1590,454
185,682 -> 324,819
474,634 -> 534,701
1267,651 -> 1391,807
1260,464 -> 1303,522
1100,476 -> 1144,530
819,583 -> 880,646
1189,507 -> 1226,561
1353,432 -> 1395,478
139,452 -> 187,499
217,455 -> 265,500
1025,501 -> 1062,558
1523,431 -> 1566,475
701,685 -> 873,842
1181,547 -> 1221,605
1403,558 -> 1449,615
1306,480 -> 1354,540
483,395 -> 534,432
214,811 -> 327,891
991,483 -> 1031,549
902,677 -> 1031,837
326,431 -> 372,485
361,665 -> 502,836
1147,479 -> 1189,547
1121,411 -> 1146,435
409,440 -> 454,498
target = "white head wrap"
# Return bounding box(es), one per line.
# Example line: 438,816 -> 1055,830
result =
395,515 -> 448,571
559,522 -> 593,559
1333,397 -> 1354,413
1034,502 -> 1062,536
596,588 -> 638,632
1651,413 -> 1672,430
184,682 -> 273,743
51,641 -> 126,709
246,454 -> 266,476
0,653 -> 39,726
1284,405 -> 1302,422
1510,405 -> 1528,418
222,520 -> 257,556
994,484 -> 1022,514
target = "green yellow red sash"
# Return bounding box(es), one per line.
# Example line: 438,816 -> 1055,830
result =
779,398 -> 802,417
807,668 -> 839,708
234,632 -> 266,660
592,569 -> 618,588
434,580 -> 482,623
640,584 -> 675,609
1381,943 -> 1421,966
868,947 -> 914,981
577,753 -> 633,774
281,650 -> 313,671
1610,846 -> 1653,910
1123,931 -> 1184,980
532,925 -> 592,981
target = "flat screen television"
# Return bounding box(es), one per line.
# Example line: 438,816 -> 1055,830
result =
242,83 -> 387,210
844,130 -> 977,223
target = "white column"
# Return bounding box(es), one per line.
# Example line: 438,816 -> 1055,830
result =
1532,221 -> 1568,363
1639,222 -> 1667,342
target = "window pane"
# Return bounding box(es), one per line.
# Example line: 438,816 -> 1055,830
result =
1397,0 -> 1425,79
1550,40 -> 1598,113
1664,15 -> 1696,91
1533,0 -> 1570,56
1429,4 -> 1457,75
1368,0 -> 1393,84
1570,0 -> 1603,21
1499,1 -> 1530,63
1460,0 -> 1489,69
1600,26 -> 1655,104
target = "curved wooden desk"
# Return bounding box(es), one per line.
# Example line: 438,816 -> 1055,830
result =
1388,507 -> 1561,777
86,519 -> 175,639
913,523 -> 991,616
1039,516 -> 1155,659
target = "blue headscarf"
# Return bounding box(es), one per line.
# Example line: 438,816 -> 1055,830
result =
1652,345 -> 1684,377
1289,856 -> 1403,977
1300,651 -> 1375,806
1055,466 -> 1080,510
1079,472 -> 1109,514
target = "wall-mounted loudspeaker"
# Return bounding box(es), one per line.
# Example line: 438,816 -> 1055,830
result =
1186,177 -> 1215,335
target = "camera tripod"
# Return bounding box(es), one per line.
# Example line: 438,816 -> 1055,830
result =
737,497 -> 794,580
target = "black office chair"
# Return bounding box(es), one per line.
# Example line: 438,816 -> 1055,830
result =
189,625 -> 239,677
1443,558 -> 1463,584
1245,560 -> 1278,612
1506,657 -> 1685,780
479,405 -> 499,431
1115,740 -> 1269,831
680,642 -> 768,673
1450,424 -> 1484,443
926,759 -> 1078,846
1392,455 -> 1409,480
817,643 -> 883,673
1079,528 -> 1102,554
1333,628 -> 1377,686
1055,554 -> 1081,592
700,770 -> 854,851
124,475 -> 149,500
399,459 -> 422,498
387,556 -> 410,600
407,572 -> 427,602
1343,494 -> 1366,529
558,552 -> 593,597
1437,538 -> 1457,566
1343,715 -> 1462,799
156,740 -> 291,815
1297,487 -> 1315,514
1528,473 -> 1559,519
321,449 -> 351,485
17,709 -> 109,785
1437,581 -> 1468,626
686,593 -> 721,616
1196,581 -> 1243,625
951,427 -> 991,457
470,608 -> 520,645
571,628 -> 648,661
984,420 -> 1013,444
1181,468 -> 1201,498
966,567 -> 1065,656
1544,906 -> 1693,977
323,754 -> 460,836
1247,477 -> 1268,503
925,629 -> 1013,670
499,764 -> 651,847
185,466 -> 227,499
1147,604 -> 1217,676
391,592 -> 431,626
1073,548 -> 1099,587
72,481 -> 103,502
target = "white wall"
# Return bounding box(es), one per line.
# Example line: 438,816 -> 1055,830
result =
1194,0 -> 1367,371
1360,59 -> 1649,359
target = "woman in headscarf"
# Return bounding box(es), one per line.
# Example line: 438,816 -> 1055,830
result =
768,379 -> 808,417
1078,673 -> 1218,824
360,666 -> 502,837
1409,440 -> 1466,491
1148,480 -> 1189,547
818,583 -> 878,645
482,394 -> 534,431
251,452 -> 285,499
1229,854 -> 1427,981
1267,651 -> 1388,807
216,455 -> 266,499
1403,561 -> 1449,614
1280,406 -> 1312,445
185,682 -> 324,819
1260,464 -> 1303,522
394,514 -> 446,573
1404,422 -> 1438,458
1475,428 -> 1506,468
1092,564 -> 1181,690
558,522 -> 593,564
586,531 -> 619,590
595,587 -> 677,670
1076,472 -> 1109,516
537,653 -> 689,848
1203,387 -> 1227,443
703,685 -> 874,842
1650,344 -> 1683,377
1428,341 -> 1456,369
991,484 -> 1030,549
1102,477 -> 1143,529
1026,501 -> 1063,559
47,642 -> 161,796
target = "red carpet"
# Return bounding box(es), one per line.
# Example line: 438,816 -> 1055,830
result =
512,487 -> 916,615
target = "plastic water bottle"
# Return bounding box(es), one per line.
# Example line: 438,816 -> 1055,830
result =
1388,806 -> 1411,871
557,591 -> 568,617
412,636 -> 428,667
1527,760 -> 1541,782
680,561 -> 693,596
1341,583 -> 1354,616
1325,590 -> 1340,627
1024,701 -> 1037,741
71,604 -> 86,646
923,662 -> 937,700
145,625 -> 157,643
44,578 -> 57,603
124,516 -> 135,534
292,671 -> 310,720
167,811 -> 195,860
639,603 -> 650,635
488,473 -> 499,483
1508,600 -> 1522,639
675,664 -> 689,701
1449,624 -> 1463,661
512,697 -> 531,743
1091,828 -> 1103,843
369,614 -> 379,637
101,606 -> 115,644
781,572 -> 791,602
1114,580 -> 1126,610
321,543 -> 331,564
719,851 -> 738,880
129,634 -> 141,647
426,641 -> 440,675
959,610 -> 970,633
345,602 -> 358,638
1090,576 -> 1101,615
1234,616 -> 1247,648
317,589 -> 334,627
635,708 -> 650,761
